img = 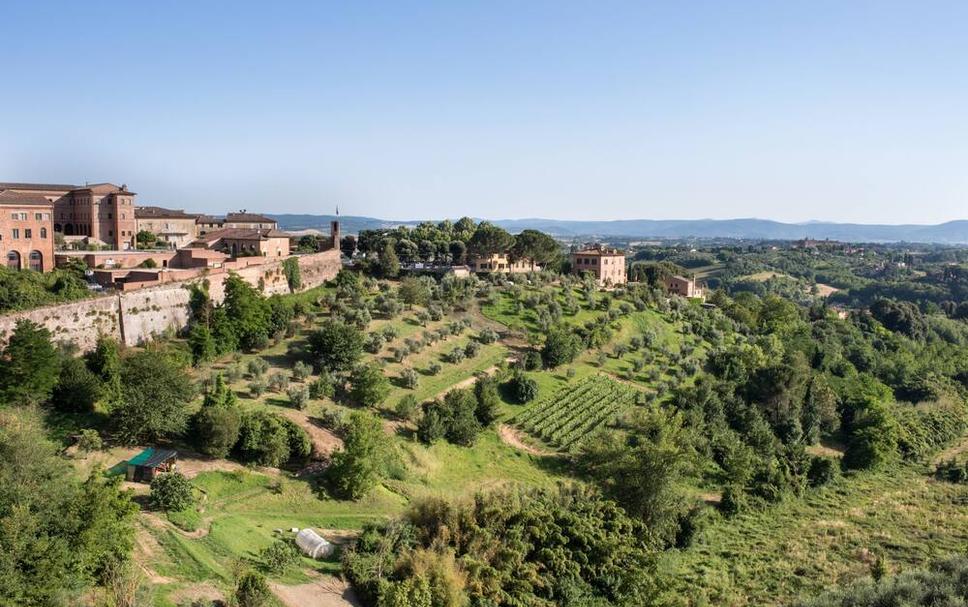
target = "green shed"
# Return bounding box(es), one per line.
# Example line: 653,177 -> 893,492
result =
125,448 -> 178,482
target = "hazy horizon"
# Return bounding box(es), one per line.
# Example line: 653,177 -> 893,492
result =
2,1 -> 966,224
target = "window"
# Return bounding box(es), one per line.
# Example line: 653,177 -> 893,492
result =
108,213 -> 112,219
35,213 -> 43,220
12,229 -> 19,239
24,229 -> 32,239
40,228 -> 47,238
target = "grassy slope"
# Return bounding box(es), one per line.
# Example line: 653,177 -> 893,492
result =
669,464 -> 968,606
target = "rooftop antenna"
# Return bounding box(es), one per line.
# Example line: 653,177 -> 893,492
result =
336,205 -> 340,217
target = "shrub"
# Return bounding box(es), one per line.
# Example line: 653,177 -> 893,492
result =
260,540 -> 300,575
76,428 -> 103,453
509,372 -> 538,403
249,380 -> 267,398
309,373 -> 336,400
149,472 -> 195,512
236,411 -> 291,467
807,456 -> 839,487
400,368 -> 419,390
235,570 -> 272,607
478,327 -> 498,344
719,484 -> 745,517
291,361 -> 312,382
464,340 -> 481,358
287,385 -> 310,410
247,357 -> 269,378
349,365 -> 390,407
427,362 -> 442,376
523,350 -> 542,371
267,371 -> 290,393
446,347 -> 465,364
396,394 -> 420,421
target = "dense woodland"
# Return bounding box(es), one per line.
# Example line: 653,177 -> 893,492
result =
0,230 -> 966,607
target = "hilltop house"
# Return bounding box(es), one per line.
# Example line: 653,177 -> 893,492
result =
196,211 -> 278,234
0,190 -> 55,271
467,252 -> 536,274
571,245 -> 626,286
188,227 -> 291,258
663,275 -> 704,299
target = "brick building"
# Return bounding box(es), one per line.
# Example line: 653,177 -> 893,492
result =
189,228 -> 290,258
0,190 -> 55,271
570,245 -> 626,286
0,181 -> 137,250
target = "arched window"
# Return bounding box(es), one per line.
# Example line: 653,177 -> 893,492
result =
40,227 -> 48,239
29,251 -> 43,271
6,251 -> 21,269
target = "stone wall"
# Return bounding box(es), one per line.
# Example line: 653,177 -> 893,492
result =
0,249 -> 341,351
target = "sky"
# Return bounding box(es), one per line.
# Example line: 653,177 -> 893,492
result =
1,1 -> 966,224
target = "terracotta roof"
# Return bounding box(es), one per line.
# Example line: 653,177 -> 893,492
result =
0,182 -> 78,192
573,247 -> 624,256
195,215 -> 222,224
225,212 -> 276,224
136,206 -> 195,219
0,190 -> 55,206
73,183 -> 136,195
190,227 -> 289,245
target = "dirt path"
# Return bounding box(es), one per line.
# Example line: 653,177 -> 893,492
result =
142,511 -> 212,539
271,576 -> 362,607
133,522 -> 175,584
498,424 -> 556,457
280,408 -> 343,457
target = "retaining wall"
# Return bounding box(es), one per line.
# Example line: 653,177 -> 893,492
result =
0,249 -> 341,351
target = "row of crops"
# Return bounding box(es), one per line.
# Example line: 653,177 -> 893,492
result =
513,375 -> 641,450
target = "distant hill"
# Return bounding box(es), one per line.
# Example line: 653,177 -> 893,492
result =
270,214 -> 968,244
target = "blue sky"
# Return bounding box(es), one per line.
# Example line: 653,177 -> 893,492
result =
1,1 -> 966,223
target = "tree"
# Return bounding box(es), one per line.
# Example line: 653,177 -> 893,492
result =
473,375 -> 501,426
541,325 -> 582,368
188,322 -> 216,366
307,320 -> 364,372
210,306 -> 239,354
136,229 -> 157,248
340,234 -> 358,258
0,408 -> 138,605
511,229 -> 560,269
509,372 -> 539,403
52,356 -> 102,413
396,394 -> 420,421
349,364 -> 390,407
442,389 -> 482,446
399,276 -> 433,307
328,411 -> 388,499
86,334 -> 123,407
223,274 -> 271,351
236,411 -> 292,466
843,400 -> 900,470
577,405 -> 700,545
235,570 -> 272,607
191,375 -> 242,458
378,241 -> 401,278
149,472 -> 195,511
282,257 -> 302,291
466,222 -> 514,258
112,351 -> 196,444
0,319 -> 60,406
449,240 -> 467,265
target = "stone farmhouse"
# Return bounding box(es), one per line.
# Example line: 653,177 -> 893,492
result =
467,252 -> 537,274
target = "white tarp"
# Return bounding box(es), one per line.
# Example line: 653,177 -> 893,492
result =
295,528 -> 334,559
